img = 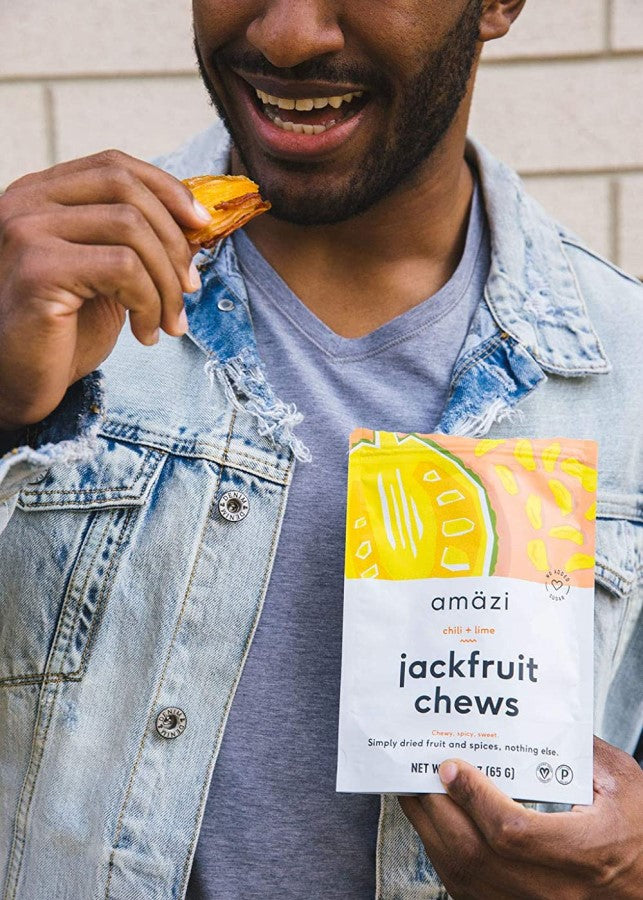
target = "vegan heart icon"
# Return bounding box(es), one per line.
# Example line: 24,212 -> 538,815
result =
551,580 -> 564,591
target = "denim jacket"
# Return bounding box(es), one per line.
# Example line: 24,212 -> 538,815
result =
0,124 -> 641,900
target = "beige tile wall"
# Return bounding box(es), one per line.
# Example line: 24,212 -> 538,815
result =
1,1 -> 642,273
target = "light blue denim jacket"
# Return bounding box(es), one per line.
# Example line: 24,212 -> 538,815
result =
0,124 -> 641,900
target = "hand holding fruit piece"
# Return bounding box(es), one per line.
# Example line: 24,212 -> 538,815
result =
182,175 -> 271,248
0,151 -> 268,432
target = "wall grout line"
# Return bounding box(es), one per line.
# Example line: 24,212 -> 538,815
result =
515,166 -> 643,179
0,70 -> 200,85
42,82 -> 57,167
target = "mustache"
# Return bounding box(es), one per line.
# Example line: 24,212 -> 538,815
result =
212,47 -> 390,93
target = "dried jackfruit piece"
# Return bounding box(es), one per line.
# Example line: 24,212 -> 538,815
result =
182,175 -> 271,248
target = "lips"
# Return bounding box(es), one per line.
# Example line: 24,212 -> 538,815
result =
235,71 -> 370,100
228,68 -> 373,161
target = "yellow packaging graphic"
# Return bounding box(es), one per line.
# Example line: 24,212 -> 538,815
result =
337,431 -> 597,804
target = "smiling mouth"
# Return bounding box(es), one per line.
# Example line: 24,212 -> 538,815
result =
252,87 -> 368,134
230,64 -> 371,136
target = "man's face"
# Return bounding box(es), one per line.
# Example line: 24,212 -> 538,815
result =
193,1 -> 482,225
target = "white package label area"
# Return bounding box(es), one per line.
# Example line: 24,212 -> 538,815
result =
337,575 -> 594,804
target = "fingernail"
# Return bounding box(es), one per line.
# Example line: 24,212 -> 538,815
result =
189,261 -> 202,291
439,762 -> 458,786
193,199 -> 212,224
177,308 -> 188,334
143,328 -> 160,346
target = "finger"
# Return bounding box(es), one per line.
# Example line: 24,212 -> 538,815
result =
419,793 -> 589,899
38,168 -> 202,297
592,735 -> 640,798
10,163 -> 206,296
400,796 -> 523,900
32,206 -> 188,336
438,759 -> 596,871
398,796 -> 451,858
419,791 -> 489,849
9,149 -> 213,231
48,240 -> 163,345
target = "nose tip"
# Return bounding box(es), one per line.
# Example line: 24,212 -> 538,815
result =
247,2 -> 344,69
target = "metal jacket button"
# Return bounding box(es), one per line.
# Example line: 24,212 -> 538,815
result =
217,297 -> 235,311
156,707 -> 187,739
218,490 -> 249,522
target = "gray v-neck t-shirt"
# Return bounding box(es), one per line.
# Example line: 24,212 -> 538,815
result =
187,181 -> 490,899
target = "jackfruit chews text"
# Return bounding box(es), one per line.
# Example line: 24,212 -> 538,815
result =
399,650 -> 540,717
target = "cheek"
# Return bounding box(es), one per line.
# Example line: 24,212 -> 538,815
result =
343,0 -> 465,81
192,0 -> 258,49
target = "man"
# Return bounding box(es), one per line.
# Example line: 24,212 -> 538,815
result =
0,0 -> 641,897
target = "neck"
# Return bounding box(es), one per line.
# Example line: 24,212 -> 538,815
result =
237,123 -> 475,338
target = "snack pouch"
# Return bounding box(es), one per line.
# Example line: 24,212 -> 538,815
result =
336,431 -> 597,804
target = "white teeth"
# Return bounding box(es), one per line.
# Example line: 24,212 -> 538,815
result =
256,84 -> 364,135
273,116 -> 295,131
254,87 -> 364,110
270,113 -> 337,135
257,90 -> 279,105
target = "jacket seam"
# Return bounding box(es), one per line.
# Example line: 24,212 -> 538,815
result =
374,795 -> 389,900
98,426 -> 291,484
560,237 -> 642,287
610,592 -> 634,669
57,513 -> 112,671
450,335 -> 505,384
596,561 -> 634,584
18,448 -> 158,497
18,495 -> 145,508
69,508 -> 135,678
2,681 -> 62,900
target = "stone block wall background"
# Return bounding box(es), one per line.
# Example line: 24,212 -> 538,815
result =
1,1 -> 642,274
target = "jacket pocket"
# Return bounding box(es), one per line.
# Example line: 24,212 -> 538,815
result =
593,504 -> 642,728
0,436 -> 165,686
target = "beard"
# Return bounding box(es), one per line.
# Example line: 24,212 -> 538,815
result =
194,1 -> 481,226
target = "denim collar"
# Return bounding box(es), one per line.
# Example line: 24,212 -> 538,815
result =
160,125 -> 610,454
467,139 -> 610,376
